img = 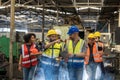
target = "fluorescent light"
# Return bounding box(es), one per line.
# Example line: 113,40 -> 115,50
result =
36,8 -> 42,10
77,7 -> 101,11
84,20 -> 97,22
114,11 -> 118,14
77,7 -> 88,10
90,7 -> 101,10
0,6 -> 5,9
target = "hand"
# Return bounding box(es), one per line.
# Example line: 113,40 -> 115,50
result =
18,66 -> 22,71
54,39 -> 61,43
64,58 -> 68,62
67,53 -> 74,58
56,57 -> 62,62
30,52 -> 42,56
75,53 -> 86,57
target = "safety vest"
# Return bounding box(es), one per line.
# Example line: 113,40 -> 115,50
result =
67,39 -> 85,68
68,39 -> 84,54
44,42 -> 61,58
21,44 -> 38,68
84,42 -> 103,65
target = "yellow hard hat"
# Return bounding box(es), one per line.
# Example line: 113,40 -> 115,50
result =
94,31 -> 101,37
88,33 -> 95,38
47,29 -> 57,36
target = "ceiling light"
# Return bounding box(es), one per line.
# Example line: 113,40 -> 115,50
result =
77,7 -> 101,11
90,7 -> 101,10
0,6 -> 5,9
114,11 -> 118,14
84,20 -> 97,22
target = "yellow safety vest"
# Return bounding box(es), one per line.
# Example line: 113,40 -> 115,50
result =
44,42 -> 61,58
68,39 -> 84,54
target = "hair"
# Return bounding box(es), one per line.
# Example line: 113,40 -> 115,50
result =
23,33 -> 36,43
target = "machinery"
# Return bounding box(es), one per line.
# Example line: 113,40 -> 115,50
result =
0,51 -> 9,79
100,33 -> 111,47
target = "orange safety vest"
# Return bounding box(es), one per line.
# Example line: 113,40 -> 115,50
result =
84,42 -> 103,65
21,44 -> 38,68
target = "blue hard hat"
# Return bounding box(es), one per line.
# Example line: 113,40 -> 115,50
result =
67,25 -> 79,35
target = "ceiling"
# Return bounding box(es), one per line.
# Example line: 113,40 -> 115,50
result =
0,0 -> 120,31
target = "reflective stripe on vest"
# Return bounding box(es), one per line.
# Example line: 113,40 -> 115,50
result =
22,44 -> 37,58
68,59 -> 84,63
22,58 -> 37,64
84,42 -> 103,65
68,39 -> 84,54
44,42 -> 61,58
41,60 -> 59,67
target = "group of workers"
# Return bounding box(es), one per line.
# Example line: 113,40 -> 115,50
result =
18,25 -> 105,80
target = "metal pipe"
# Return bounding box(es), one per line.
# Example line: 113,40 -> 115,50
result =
108,20 -> 110,33
2,4 -> 120,8
118,9 -> 120,27
9,0 -> 15,79
57,8 -> 59,25
24,0 -> 33,5
42,0 -> 45,42
19,0 -> 21,4
76,3 -> 102,5
0,0 -> 2,6
2,0 -> 10,6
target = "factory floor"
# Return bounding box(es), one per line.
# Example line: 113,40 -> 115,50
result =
1,63 -> 120,80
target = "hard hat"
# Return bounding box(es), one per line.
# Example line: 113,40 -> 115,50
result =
67,25 -> 79,35
47,29 -> 57,36
55,29 -> 62,35
30,48 -> 38,54
94,31 -> 101,37
88,33 -> 95,38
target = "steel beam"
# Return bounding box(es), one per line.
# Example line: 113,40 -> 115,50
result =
118,9 -> 120,27
18,0 -> 21,4
2,4 -> 120,8
108,20 -> 110,33
76,3 -> 102,5
33,5 -> 120,8
2,0 -> 10,6
0,0 -> 1,6
42,0 -> 45,42
23,0 -> 34,5
72,0 -> 82,23
24,0 -> 34,5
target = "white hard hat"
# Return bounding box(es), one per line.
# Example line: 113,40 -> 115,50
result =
55,29 -> 62,36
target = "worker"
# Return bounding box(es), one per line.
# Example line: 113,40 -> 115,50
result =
55,29 -> 70,80
18,33 -> 42,80
66,25 -> 86,80
40,29 -> 62,80
94,31 -> 105,80
84,33 -> 104,80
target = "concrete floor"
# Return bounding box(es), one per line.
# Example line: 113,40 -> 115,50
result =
1,63 -> 120,80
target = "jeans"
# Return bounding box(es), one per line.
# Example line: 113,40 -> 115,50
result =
23,66 -> 36,80
67,57 -> 84,80
34,65 -> 45,80
96,63 -> 104,80
40,56 -> 60,80
58,61 -> 70,80
68,66 -> 83,80
86,61 -> 104,80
